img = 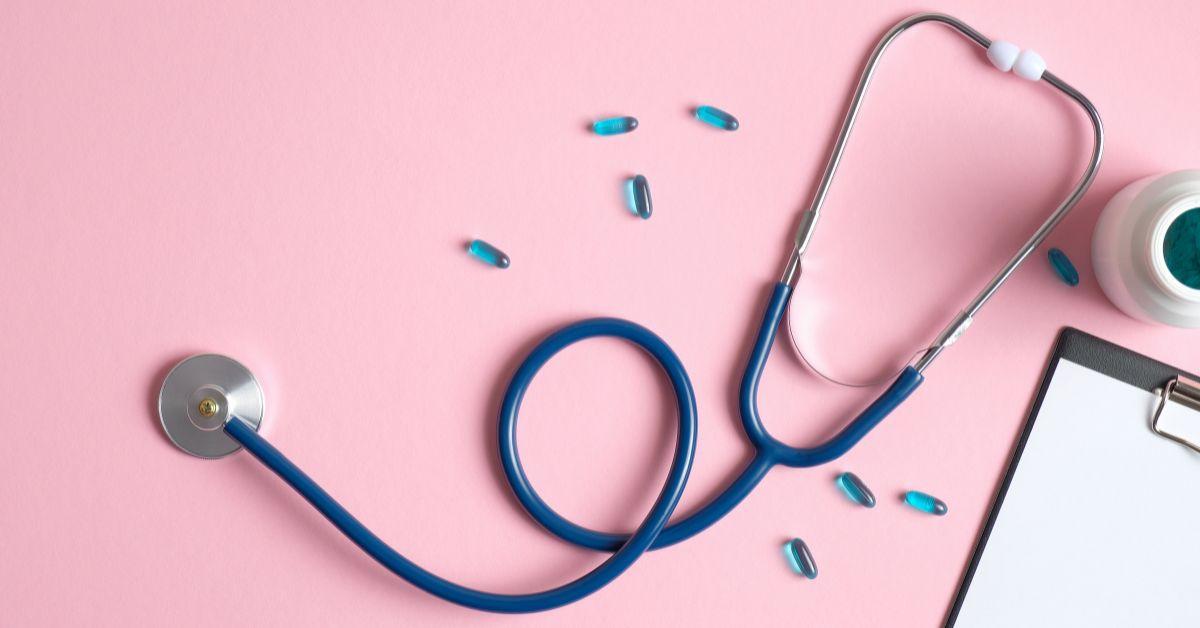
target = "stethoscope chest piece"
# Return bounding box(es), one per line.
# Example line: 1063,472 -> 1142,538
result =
158,354 -> 264,458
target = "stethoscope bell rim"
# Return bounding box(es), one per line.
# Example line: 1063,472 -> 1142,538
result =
157,354 -> 264,458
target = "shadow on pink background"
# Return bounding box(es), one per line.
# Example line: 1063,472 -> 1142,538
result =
2,0 -> 1198,625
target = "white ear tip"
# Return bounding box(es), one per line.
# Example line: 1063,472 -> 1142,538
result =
1013,49 -> 1046,80
987,40 -> 1020,72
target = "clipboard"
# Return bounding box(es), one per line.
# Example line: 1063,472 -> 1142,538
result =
946,328 -> 1200,628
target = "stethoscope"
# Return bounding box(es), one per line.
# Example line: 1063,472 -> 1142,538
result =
157,13 -> 1104,613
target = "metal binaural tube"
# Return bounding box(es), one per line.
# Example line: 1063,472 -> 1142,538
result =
778,12 -> 1105,374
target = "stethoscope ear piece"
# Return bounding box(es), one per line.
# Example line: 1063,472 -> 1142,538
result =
157,354 -> 264,458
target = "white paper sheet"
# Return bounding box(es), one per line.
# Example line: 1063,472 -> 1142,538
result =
954,359 -> 1200,628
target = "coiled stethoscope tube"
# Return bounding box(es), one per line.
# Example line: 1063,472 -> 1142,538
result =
224,287 -> 923,612
164,12 -> 1104,614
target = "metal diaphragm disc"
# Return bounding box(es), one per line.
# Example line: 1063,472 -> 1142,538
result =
157,354 -> 264,458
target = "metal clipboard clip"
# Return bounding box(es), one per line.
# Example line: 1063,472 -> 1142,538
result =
1151,376 -> 1200,453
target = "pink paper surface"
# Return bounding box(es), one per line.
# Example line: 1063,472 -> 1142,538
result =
2,1 -> 1198,625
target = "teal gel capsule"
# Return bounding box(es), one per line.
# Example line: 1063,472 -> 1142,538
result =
592,116 -> 638,136
782,538 -> 818,579
695,105 -> 739,131
625,174 -> 652,219
467,239 -> 510,269
1047,248 -> 1079,286
904,490 -> 948,516
836,472 -> 876,508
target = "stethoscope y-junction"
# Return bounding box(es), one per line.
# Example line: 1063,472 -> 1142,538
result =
157,13 -> 1103,613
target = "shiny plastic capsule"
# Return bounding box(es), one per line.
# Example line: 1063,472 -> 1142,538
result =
626,174 -> 652,219
1047,247 -> 1079,286
592,116 -> 638,136
836,472 -> 876,508
783,538 -> 818,579
904,490 -> 948,516
695,105 -> 739,131
467,239 -> 510,269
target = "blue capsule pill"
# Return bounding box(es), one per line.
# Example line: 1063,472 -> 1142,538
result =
626,174 -> 652,220
592,116 -> 638,136
1047,247 -> 1079,286
783,538 -> 818,579
904,490 -> 948,516
467,239 -> 510,269
836,472 -> 876,508
695,105 -> 739,131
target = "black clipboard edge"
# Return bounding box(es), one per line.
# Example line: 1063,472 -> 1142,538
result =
943,327 -> 1195,627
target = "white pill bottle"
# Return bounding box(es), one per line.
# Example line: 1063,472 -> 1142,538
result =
1093,170 -> 1200,327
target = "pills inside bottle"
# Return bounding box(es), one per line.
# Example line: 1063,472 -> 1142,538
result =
1093,171 -> 1200,327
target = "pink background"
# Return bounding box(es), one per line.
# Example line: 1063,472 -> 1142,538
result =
2,1 -> 1198,625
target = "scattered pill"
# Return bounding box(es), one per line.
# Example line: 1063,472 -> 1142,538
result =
836,472 -> 876,508
467,239 -> 510,269
695,105 -> 739,131
623,179 -> 638,216
626,174 -> 652,220
592,116 -> 638,136
782,538 -> 818,579
904,490 -> 948,516
1047,248 -> 1079,286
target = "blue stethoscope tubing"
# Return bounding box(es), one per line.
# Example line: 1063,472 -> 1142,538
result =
223,281 -> 924,612
219,11 -> 1107,614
